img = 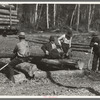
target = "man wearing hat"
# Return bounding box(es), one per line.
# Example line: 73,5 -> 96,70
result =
58,30 -> 73,58
90,32 -> 100,72
41,36 -> 63,59
7,32 -> 30,83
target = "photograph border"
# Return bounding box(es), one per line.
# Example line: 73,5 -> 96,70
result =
0,0 -> 100,99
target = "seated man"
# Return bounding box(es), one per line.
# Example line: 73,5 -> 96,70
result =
41,36 -> 64,59
58,30 -> 73,58
7,32 -> 30,83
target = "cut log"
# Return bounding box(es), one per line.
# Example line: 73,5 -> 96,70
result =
34,70 -> 85,79
0,18 -> 19,22
16,62 -> 38,77
0,4 -> 15,10
0,9 -> 17,16
0,26 -> 17,29
0,21 -> 18,25
0,14 -> 17,19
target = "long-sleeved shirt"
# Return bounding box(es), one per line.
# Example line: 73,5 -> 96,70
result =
58,34 -> 72,47
13,40 -> 30,57
90,36 -> 100,55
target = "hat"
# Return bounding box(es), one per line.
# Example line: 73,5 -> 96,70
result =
66,31 -> 72,37
91,31 -> 98,37
49,36 -> 55,41
18,32 -> 25,38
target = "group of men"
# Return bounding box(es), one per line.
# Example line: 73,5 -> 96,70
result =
3,30 -> 100,83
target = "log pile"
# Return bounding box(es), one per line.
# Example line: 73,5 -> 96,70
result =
0,4 -> 19,31
26,37 -> 91,53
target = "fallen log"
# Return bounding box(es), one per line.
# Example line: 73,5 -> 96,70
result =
0,9 -> 17,16
40,58 -> 84,70
72,48 -> 91,53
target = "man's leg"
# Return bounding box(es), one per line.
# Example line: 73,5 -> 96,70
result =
92,54 -> 98,71
98,57 -> 100,71
7,58 -> 22,83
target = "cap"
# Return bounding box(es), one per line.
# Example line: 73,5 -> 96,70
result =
18,32 -> 25,38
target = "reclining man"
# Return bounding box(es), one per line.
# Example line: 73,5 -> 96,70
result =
7,32 -> 30,83
41,36 -> 64,59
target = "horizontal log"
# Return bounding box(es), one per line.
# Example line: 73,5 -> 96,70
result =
34,38 -> 90,46
0,14 -> 17,19
0,9 -> 17,16
0,18 -> 19,22
0,26 -> 17,30
34,70 -> 85,79
72,48 -> 91,53
0,21 -> 18,25
71,45 -> 90,49
0,4 -> 15,9
41,58 -> 84,70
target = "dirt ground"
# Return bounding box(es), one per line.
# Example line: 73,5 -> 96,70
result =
0,33 -> 100,96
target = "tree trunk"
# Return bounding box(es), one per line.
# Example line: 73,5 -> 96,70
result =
35,4 -> 38,24
46,4 -> 49,29
36,4 -> 43,29
54,4 -> 56,27
76,4 -> 80,32
70,4 -> 77,27
90,4 -> 95,27
88,4 -> 92,32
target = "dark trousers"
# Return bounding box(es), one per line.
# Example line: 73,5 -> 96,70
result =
7,57 -> 28,83
61,43 -> 69,53
92,53 -> 100,71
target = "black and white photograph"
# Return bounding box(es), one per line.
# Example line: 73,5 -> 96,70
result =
0,1 -> 100,97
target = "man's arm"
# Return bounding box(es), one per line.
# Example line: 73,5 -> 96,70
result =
58,34 -> 65,45
41,44 -> 49,55
13,45 -> 18,54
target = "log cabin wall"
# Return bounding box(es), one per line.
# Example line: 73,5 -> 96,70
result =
0,4 -> 19,34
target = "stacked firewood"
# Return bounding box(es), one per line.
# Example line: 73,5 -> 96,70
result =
0,4 -> 19,30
